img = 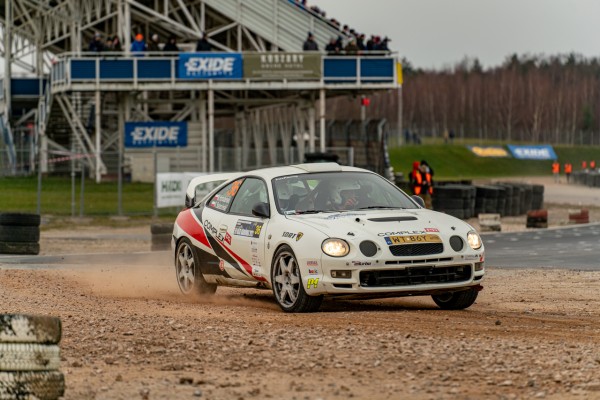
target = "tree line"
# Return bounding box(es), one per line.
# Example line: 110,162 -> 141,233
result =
328,53 -> 600,146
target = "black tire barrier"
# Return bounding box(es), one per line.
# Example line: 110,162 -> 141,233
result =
0,315 -> 64,400
432,185 -> 475,220
0,213 -> 41,255
150,223 -> 174,251
0,315 -> 61,345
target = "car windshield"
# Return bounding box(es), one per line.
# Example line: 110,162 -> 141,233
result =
272,172 -> 418,215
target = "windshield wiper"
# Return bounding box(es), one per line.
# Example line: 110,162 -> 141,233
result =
293,209 -> 338,215
358,206 -> 405,210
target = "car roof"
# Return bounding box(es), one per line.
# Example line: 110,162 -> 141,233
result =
245,163 -> 370,179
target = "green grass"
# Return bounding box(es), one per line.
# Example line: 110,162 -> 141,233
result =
0,176 -> 164,217
389,143 -> 600,180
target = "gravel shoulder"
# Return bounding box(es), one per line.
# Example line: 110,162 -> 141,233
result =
1,177 -> 600,399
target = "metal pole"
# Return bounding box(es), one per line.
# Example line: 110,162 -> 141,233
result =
208,89 -> 214,173
71,144 -> 75,217
200,94 -> 207,173
80,164 -> 85,217
124,0 -> 131,55
36,132 -> 42,215
153,146 -> 158,217
308,106 -> 315,153
95,90 -> 101,183
319,89 -> 326,153
397,86 -> 402,147
117,94 -> 125,216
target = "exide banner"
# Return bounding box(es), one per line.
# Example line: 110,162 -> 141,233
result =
178,53 -> 243,80
507,144 -> 557,160
125,121 -> 187,148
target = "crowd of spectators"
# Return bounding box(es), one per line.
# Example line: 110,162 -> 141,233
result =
293,0 -> 391,55
87,32 -> 194,54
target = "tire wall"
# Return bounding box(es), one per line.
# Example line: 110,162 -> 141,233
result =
0,213 -> 41,255
431,182 -> 544,220
150,223 -> 174,251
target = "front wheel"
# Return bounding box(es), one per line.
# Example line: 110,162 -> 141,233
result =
175,238 -> 217,296
271,246 -> 322,313
432,288 -> 478,310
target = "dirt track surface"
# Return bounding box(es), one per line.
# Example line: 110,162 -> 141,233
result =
1,177 -> 600,399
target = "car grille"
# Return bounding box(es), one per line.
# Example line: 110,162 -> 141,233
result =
360,266 -> 472,288
388,243 -> 444,256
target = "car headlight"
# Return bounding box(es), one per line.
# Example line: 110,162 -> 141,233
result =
467,231 -> 482,250
322,238 -> 350,257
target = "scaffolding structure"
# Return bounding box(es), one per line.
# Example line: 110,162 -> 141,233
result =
0,0 -> 400,182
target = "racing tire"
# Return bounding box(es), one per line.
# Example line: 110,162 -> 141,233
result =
0,226 -> 40,243
0,242 -> 40,255
432,288 -> 479,310
174,238 -> 216,296
271,245 -> 323,313
0,315 -> 61,345
0,344 -> 60,372
0,213 -> 41,227
0,371 -> 64,400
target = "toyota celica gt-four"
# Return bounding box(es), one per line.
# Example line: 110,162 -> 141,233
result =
172,163 -> 484,312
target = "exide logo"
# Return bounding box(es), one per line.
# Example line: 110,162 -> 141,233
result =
131,126 -> 179,145
185,57 -> 235,76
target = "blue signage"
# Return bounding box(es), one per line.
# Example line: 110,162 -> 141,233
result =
507,145 -> 557,160
178,53 -> 243,80
125,121 -> 187,148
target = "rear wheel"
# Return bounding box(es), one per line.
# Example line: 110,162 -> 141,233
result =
432,288 -> 478,310
175,238 -> 216,296
271,246 -> 322,313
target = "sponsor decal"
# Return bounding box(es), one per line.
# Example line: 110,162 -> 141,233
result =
464,254 -> 480,260
125,121 -> 187,148
209,194 -> 232,212
308,268 -> 319,275
378,230 -> 426,237
307,260 -> 319,266
234,220 -> 264,238
424,228 -> 440,233
219,259 -> 225,271
296,232 -> 304,241
203,219 -> 224,242
352,261 -> 372,266
178,53 -> 243,79
252,266 -> 261,277
227,180 -> 243,197
224,232 -> 232,245
244,53 -> 321,80
384,234 -> 442,245
467,145 -> 510,158
307,278 -> 319,289
283,232 -> 298,239
507,144 -> 557,160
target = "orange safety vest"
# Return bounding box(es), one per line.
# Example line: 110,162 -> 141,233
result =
424,172 -> 433,195
591,161 -> 597,169
411,170 -> 422,195
582,161 -> 587,169
564,163 -> 572,174
552,162 -> 560,174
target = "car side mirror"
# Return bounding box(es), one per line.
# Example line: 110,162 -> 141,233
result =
411,195 -> 425,208
184,195 -> 195,209
252,202 -> 270,218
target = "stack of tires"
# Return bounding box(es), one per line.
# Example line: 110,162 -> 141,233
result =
432,185 -> 476,220
531,184 -> 544,210
526,209 -> 548,228
568,209 -> 589,224
151,223 -> 174,251
0,213 -> 41,255
0,314 -> 64,399
474,186 -> 500,216
494,184 -> 515,216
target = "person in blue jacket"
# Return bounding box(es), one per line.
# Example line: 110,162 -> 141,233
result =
131,33 -> 146,54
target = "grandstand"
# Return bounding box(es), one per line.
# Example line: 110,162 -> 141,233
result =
0,0 -> 400,183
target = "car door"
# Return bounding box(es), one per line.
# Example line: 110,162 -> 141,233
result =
219,177 -> 269,282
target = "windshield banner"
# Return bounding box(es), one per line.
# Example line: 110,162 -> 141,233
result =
507,145 -> 557,160
467,145 -> 510,158
178,53 -> 243,80
125,121 -> 187,148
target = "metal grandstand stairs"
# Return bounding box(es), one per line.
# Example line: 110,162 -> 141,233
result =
203,0 -> 345,51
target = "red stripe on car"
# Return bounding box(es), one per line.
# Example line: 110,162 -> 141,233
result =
176,209 -> 212,249
221,244 -> 267,282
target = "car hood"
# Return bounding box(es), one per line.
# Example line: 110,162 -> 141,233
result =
284,209 -> 475,241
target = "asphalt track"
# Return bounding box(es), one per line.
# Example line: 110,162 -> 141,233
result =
1,223 -> 599,271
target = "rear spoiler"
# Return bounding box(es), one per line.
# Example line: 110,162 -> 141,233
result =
185,172 -> 241,208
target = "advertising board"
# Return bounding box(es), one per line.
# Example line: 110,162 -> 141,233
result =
507,145 -> 557,160
243,53 -> 321,80
178,53 -> 243,80
125,121 -> 187,148
467,145 -> 510,158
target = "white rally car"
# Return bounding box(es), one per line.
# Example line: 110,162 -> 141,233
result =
172,163 -> 484,313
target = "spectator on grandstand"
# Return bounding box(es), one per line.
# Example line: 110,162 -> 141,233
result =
366,35 -> 375,52
163,36 -> 180,52
380,37 -> 391,53
111,36 -> 122,52
131,33 -> 146,53
147,34 -> 161,52
342,25 -> 350,36
325,37 -> 340,55
196,32 -> 211,51
303,32 -> 319,51
344,38 -> 359,55
88,32 -> 104,52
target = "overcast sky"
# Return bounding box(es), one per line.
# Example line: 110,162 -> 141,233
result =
317,0 -> 600,69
